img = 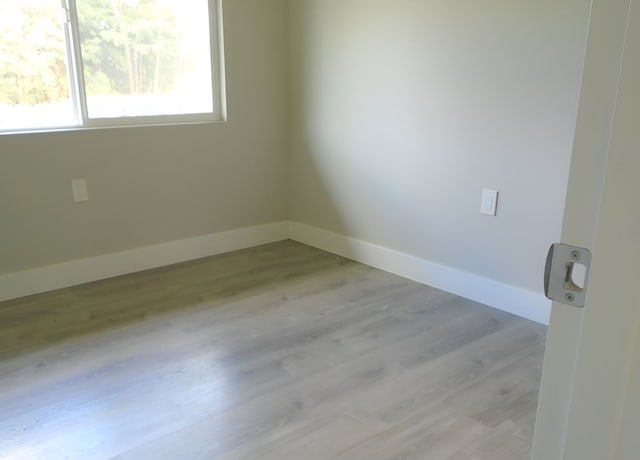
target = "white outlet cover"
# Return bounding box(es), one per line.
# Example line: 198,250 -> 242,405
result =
72,179 -> 89,202
481,189 -> 498,216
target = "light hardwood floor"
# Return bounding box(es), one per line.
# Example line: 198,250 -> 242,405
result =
0,241 -> 546,460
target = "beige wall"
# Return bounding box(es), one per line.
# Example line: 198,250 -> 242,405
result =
0,0 -> 289,275
288,0 -> 591,292
1,0 -> 594,298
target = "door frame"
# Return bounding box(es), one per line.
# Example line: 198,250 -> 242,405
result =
531,0 -> 639,458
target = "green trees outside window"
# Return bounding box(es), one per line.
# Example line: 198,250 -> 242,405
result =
0,0 -> 218,131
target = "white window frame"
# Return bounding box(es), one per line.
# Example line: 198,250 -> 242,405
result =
1,0 -> 226,135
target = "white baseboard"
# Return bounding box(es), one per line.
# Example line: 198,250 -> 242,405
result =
288,222 -> 551,325
0,222 -> 289,303
0,220 -> 551,325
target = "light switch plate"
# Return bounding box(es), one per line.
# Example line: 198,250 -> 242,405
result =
481,189 -> 498,216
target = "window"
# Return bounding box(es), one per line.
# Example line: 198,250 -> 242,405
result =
0,0 -> 224,133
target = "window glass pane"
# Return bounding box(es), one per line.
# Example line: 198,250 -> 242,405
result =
0,0 -> 75,131
76,0 -> 214,119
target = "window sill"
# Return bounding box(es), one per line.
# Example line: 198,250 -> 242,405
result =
0,114 -> 227,137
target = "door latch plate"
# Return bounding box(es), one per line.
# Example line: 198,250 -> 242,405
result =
544,243 -> 592,308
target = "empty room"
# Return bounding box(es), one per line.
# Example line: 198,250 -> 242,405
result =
1,1 -> 639,459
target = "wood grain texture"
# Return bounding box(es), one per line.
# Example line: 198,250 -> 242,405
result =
0,241 -> 546,460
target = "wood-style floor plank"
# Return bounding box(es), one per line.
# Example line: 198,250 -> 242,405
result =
0,241 -> 546,460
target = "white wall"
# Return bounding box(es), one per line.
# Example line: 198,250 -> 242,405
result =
0,0 -> 289,276
288,0 -> 591,294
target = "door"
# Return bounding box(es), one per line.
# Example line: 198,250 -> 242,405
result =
531,0 -> 640,459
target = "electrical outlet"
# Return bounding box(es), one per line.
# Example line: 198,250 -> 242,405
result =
72,179 -> 89,202
481,189 -> 498,216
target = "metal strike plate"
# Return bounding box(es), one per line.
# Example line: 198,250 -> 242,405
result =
544,243 -> 592,307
